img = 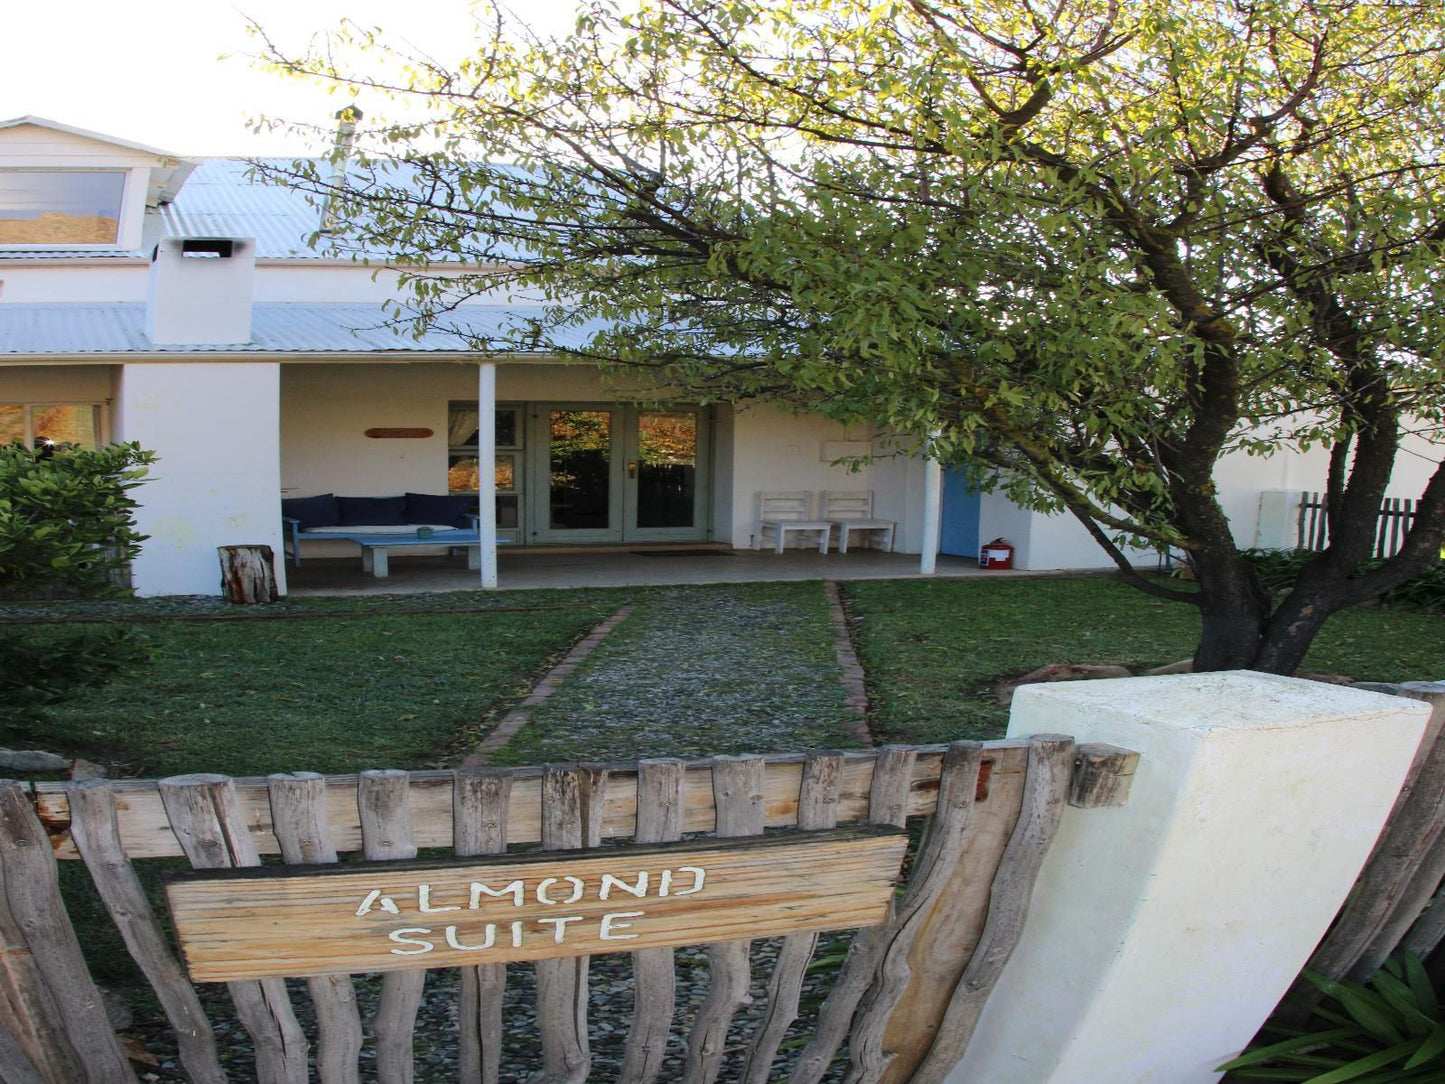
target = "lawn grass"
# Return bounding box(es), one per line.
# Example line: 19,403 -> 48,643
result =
846,575 -> 1445,745
5,591 -> 623,777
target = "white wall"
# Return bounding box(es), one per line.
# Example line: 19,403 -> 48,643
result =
282,363 -> 464,497
0,123 -> 162,166
972,422 -> 1444,573
727,403 -> 906,549
117,362 -> 283,596
974,492 -> 1035,567
280,362 -> 630,498
0,363 -> 114,400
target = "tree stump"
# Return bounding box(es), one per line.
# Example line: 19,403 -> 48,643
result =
217,546 -> 278,605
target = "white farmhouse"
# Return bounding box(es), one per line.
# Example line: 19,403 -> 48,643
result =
1,116 -> 1435,596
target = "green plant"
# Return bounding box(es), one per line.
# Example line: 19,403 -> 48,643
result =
0,442 -> 156,599
1380,562 -> 1445,614
1219,954 -> 1445,1082
1241,550 -> 1445,613
0,626 -> 151,724
1239,550 -> 1322,595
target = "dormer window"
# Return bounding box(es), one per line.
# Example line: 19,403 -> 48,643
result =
0,170 -> 127,245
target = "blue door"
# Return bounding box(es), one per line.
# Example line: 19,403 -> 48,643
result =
940,468 -> 982,559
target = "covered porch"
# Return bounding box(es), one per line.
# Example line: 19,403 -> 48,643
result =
283,544 -> 1000,596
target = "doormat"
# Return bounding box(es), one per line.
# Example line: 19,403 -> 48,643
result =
629,549 -> 735,558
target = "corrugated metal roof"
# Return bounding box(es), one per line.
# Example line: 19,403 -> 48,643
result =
0,302 -> 611,355
158,159 -> 358,260
0,159 -> 377,262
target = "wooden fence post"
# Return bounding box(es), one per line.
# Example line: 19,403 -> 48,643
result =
454,766 -> 513,1084
358,770 -> 423,1084
158,774 -> 309,1084
1280,681 -> 1445,1005
0,782 -> 136,1083
942,673 -> 1429,1084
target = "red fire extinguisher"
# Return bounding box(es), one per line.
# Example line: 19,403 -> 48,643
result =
979,537 -> 1014,570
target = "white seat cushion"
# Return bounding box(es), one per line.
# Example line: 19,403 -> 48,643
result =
302,524 -> 461,536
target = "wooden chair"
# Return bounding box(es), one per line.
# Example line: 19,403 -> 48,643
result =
823,491 -> 896,553
754,492 -> 832,553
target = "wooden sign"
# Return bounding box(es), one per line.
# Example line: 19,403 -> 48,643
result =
364,428 -> 433,439
166,827 -> 906,981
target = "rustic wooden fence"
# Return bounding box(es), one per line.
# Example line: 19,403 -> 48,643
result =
1,738 -> 1137,1084
1297,491 -> 1421,558
1281,682 -> 1445,1018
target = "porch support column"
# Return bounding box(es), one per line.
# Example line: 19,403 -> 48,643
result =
920,432 -> 942,575
478,362 -> 499,589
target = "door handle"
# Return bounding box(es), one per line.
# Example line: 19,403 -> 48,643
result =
628,460 -> 637,478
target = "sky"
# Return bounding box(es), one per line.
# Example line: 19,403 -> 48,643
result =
1,0 -> 585,157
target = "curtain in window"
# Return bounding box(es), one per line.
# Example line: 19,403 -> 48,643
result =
448,405 -> 479,446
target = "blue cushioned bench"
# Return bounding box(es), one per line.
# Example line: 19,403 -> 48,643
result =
282,493 -> 483,576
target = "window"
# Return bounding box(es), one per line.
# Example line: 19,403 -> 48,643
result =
448,402 -> 522,530
0,403 -> 102,449
0,171 -> 127,246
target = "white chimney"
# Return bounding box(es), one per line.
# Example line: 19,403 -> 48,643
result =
145,236 -> 256,345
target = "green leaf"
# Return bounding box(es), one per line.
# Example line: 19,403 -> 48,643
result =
1220,1028 -> 1367,1070
1405,1026 -> 1445,1070
1305,1040 -> 1420,1083
1407,956 -> 1439,1018
1333,987 -> 1407,1045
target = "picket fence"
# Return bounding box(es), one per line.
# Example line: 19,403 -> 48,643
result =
1297,491 -> 1420,558
0,738 -> 1137,1084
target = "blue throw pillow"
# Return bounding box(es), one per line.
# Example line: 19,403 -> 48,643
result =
281,493 -> 339,530
337,495 -> 408,526
406,492 -> 479,529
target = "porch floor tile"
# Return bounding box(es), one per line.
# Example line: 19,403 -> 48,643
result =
283,547 -> 1014,596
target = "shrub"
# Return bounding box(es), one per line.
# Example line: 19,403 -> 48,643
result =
1219,954 -> 1445,1081
1241,549 -> 1445,613
0,442 -> 156,599
0,626 -> 151,723
0,442 -> 156,726
1380,561 -> 1445,613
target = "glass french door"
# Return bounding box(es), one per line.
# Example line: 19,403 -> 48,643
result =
528,405 -> 709,543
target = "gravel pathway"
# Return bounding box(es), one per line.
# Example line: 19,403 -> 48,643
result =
108,582 -> 872,1081
482,582 -> 867,765
133,932 -> 856,1082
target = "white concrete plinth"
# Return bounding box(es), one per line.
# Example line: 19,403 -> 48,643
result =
946,671 -> 1431,1084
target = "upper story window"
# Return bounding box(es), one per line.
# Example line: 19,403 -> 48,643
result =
0,170 -> 127,246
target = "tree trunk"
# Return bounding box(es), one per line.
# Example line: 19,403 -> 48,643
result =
218,546 -> 278,605
1253,592 -> 1334,676
1190,554 -> 1273,672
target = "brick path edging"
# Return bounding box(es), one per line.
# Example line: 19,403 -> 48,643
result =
462,604 -> 636,766
824,581 -> 874,747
